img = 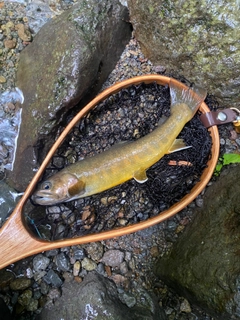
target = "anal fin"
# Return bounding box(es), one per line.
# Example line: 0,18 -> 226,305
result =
168,139 -> 191,153
133,168 -> 148,183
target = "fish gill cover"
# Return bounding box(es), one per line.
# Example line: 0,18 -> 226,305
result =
26,81 -> 213,240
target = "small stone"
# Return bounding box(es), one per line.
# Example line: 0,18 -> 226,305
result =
105,265 -> 112,277
120,292 -> 136,308
40,281 -> 49,295
85,242 -> 104,261
153,65 -> 166,73
101,250 -> 124,267
73,261 -> 81,276
111,274 -> 127,285
74,276 -> 83,283
45,249 -> 59,257
33,254 -> 50,272
26,298 -> 38,311
119,261 -> 128,274
33,289 -> 41,300
150,246 -> 159,257
55,252 -> 70,272
180,298 -> 192,313
15,23 -> 32,42
4,38 -> 16,49
6,21 -> 14,29
118,218 -> 128,226
0,76 -> 6,83
25,267 -> 34,279
81,257 -> 97,271
96,262 -> 105,275
33,270 -> 47,282
175,224 -> 185,234
43,270 -> 63,288
72,247 -> 86,261
100,196 -> 118,205
195,197 -> 204,207
0,269 -> 15,289
166,220 -> 177,232
18,289 -> 32,306
10,278 -> 31,291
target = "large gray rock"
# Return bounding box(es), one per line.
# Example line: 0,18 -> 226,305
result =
154,165 -> 240,319
7,0 -> 131,191
37,271 -> 166,320
128,0 -> 240,107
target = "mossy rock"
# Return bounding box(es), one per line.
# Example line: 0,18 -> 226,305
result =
154,165 -> 240,319
128,0 -> 240,107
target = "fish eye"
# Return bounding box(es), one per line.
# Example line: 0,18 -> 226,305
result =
41,181 -> 52,190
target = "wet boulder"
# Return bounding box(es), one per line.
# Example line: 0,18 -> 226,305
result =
7,0 -> 131,191
128,0 -> 240,107
37,271 -> 166,320
154,165 -> 240,319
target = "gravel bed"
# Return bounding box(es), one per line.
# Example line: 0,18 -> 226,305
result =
1,1 -> 239,319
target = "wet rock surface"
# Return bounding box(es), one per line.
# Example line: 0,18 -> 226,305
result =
128,0 -> 240,107
0,181 -> 20,223
7,0 -> 131,191
37,271 -> 166,320
155,165 -> 240,319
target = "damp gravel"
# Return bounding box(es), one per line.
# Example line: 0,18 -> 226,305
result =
0,1 -> 238,320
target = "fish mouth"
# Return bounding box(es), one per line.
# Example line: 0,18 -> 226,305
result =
32,192 -> 63,206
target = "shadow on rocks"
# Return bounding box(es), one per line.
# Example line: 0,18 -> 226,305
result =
37,271 -> 166,320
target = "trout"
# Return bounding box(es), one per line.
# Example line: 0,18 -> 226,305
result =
33,80 -> 206,205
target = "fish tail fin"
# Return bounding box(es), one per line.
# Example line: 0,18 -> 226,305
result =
169,79 -> 207,114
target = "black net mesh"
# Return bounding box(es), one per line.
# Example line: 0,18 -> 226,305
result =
26,81 -> 213,240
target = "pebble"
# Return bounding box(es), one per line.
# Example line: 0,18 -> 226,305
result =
72,247 -> 86,261
26,298 -> 38,312
73,261 -> 81,276
18,289 -> 32,306
0,75 -> 6,83
81,257 -> 97,271
119,292 -> 136,308
85,242 -> 104,262
40,281 -> 49,295
55,252 -> 70,272
180,298 -> 192,313
15,23 -> 32,41
195,197 -> 204,207
150,246 -> 159,257
45,249 -> 59,257
25,267 -> 34,279
101,250 -> 125,267
10,278 -> 31,291
4,38 -> 16,49
119,261 -> 129,274
43,270 -> 63,288
0,269 -> 15,289
96,262 -> 105,275
33,254 -> 50,272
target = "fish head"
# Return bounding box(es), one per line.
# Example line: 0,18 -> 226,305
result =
32,172 -> 85,205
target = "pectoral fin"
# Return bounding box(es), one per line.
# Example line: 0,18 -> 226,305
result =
133,168 -> 148,183
168,139 -> 191,153
68,180 -> 86,197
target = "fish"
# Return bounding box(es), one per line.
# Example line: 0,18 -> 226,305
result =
32,80 -> 207,205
